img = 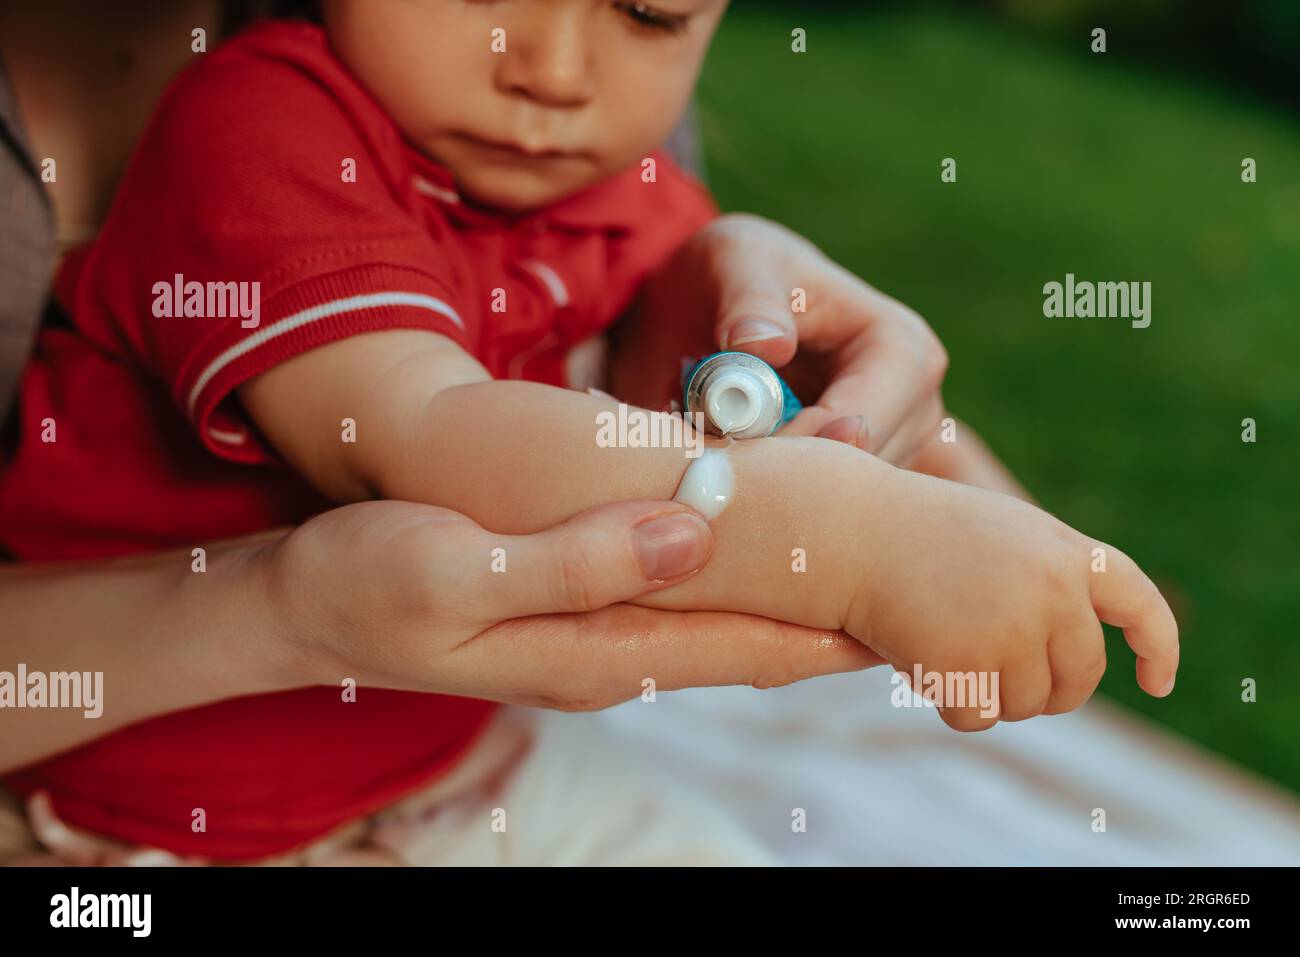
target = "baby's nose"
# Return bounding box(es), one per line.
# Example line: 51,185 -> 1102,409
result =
494,13 -> 596,109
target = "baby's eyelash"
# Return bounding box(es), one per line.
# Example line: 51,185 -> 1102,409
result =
615,2 -> 690,35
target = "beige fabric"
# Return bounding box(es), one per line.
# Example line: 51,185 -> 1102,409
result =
0,707 -> 775,867
597,671 -> 1300,866
0,787 -> 40,861
8,674 -> 1298,866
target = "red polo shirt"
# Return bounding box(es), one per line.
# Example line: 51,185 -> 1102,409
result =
0,20 -> 717,859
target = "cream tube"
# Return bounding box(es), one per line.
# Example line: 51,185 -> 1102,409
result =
682,352 -> 802,439
672,447 -> 735,521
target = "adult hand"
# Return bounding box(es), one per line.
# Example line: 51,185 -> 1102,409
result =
269,498 -> 882,711
3,498 -> 879,866
610,213 -> 949,465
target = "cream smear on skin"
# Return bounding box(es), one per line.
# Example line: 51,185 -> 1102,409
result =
672,446 -> 735,521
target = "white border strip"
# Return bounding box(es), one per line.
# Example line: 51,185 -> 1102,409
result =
207,426 -> 248,445
519,259 -> 570,307
413,175 -> 461,205
186,291 -> 463,417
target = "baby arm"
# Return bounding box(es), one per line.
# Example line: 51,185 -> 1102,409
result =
239,329 -> 874,630
240,329 -> 1179,727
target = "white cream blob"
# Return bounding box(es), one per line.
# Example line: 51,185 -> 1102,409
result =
672,447 -> 735,521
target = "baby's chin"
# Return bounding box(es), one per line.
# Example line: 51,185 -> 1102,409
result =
450,163 -> 607,216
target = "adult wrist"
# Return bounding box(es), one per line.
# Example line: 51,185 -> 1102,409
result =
175,529 -> 309,698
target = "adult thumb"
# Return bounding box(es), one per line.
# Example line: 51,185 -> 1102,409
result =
711,265 -> 798,365
488,501 -> 714,618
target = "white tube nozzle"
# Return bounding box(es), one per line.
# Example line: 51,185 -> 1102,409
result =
704,369 -> 765,436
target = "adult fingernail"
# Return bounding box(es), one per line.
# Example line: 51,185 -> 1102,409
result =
819,415 -> 869,450
633,511 -> 712,581
725,319 -> 787,348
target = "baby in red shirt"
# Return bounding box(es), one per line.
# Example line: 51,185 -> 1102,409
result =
0,0 -> 1178,861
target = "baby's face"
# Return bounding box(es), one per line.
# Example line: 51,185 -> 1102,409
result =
323,0 -> 727,212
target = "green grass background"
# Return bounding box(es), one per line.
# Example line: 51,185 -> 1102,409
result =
695,3 -> 1300,792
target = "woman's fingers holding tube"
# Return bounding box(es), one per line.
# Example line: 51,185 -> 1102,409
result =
703,217 -> 801,366
781,386 -> 939,463
875,392 -> 948,468
779,406 -> 870,450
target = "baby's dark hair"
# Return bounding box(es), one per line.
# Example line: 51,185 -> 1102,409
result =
269,0 -> 323,22
219,0 -> 321,37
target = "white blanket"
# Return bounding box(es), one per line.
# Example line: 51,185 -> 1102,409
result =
597,668 -> 1300,865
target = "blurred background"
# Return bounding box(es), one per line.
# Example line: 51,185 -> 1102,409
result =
694,1 -> 1300,794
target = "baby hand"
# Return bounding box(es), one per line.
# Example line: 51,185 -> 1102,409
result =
847,468 -> 1179,731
